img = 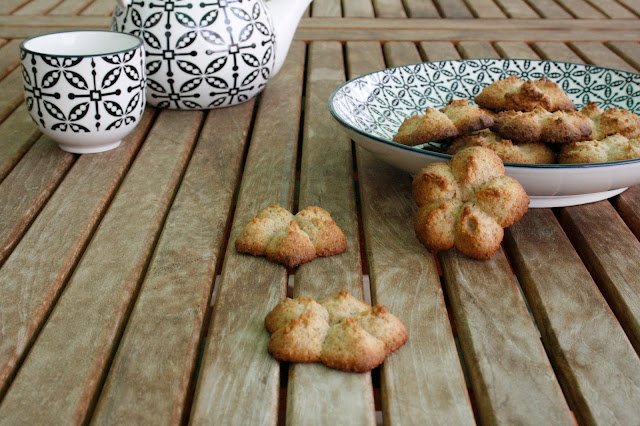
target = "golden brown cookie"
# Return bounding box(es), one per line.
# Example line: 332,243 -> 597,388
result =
320,318 -> 388,373
318,290 -> 371,324
475,75 -> 576,112
446,130 -> 556,164
492,106 -> 592,144
580,102 -> 640,140
264,292 -> 408,373
236,205 -> 347,267
558,134 -> 640,164
440,99 -> 496,135
412,146 -> 529,260
295,207 -> 347,257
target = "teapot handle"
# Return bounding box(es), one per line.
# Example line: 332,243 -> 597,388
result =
116,0 -> 131,8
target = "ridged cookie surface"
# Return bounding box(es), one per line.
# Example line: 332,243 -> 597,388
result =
475,75 -> 576,112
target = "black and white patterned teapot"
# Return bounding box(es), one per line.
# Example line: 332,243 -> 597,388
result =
112,0 -> 311,109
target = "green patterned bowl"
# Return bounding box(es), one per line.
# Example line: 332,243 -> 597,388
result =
329,59 -> 640,208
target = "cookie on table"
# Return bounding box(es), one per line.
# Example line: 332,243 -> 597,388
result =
558,134 -> 640,164
475,75 -> 576,112
446,130 -> 556,164
235,205 -> 347,268
264,291 -> 409,372
580,102 -> 640,141
492,106 -> 592,144
392,100 -> 495,146
412,146 -> 529,260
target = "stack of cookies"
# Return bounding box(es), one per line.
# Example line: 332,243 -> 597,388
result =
265,291 -> 408,372
393,75 -> 640,164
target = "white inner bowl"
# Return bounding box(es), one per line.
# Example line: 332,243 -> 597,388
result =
22,31 -> 141,56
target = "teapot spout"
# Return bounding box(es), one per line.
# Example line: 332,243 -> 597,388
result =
265,0 -> 312,76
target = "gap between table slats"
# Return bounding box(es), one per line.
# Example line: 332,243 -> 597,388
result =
286,40 -> 375,426
189,42 -> 306,425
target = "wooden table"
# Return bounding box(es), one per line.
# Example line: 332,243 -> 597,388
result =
1,0 -> 640,424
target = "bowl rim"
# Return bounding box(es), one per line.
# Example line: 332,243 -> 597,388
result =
329,58 -> 640,170
20,30 -> 143,58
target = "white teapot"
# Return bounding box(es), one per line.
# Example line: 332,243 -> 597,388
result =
112,0 -> 311,109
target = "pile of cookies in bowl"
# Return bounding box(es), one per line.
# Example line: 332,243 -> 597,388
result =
393,75 -> 640,165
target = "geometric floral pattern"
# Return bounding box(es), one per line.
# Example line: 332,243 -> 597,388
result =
112,0 -> 275,109
21,45 -> 146,134
330,59 -> 640,150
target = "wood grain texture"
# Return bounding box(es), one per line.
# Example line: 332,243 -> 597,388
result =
13,0 -> 61,15
607,41 -> 640,71
465,0 -> 507,18
0,136 -> 74,266
555,0 -> 606,18
419,41 -> 461,61
440,248 -> 573,425
48,0 -> 93,15
457,41 -> 500,59
614,186 -> 640,240
80,0 -> 115,16
504,209 -> 640,424
287,41 -> 374,426
571,42 -> 637,72
0,109 -> 154,399
402,0 -> 440,18
189,42 -> 306,425
0,0 -> 30,14
434,0 -> 474,18
617,0 -> 640,14
92,101 -> 255,426
557,202 -> 640,352
343,0 -> 375,17
355,40 -> 476,425
583,0 -> 637,18
0,103 -> 41,183
494,41 -> 539,59
532,42 -> 584,62
0,68 -> 24,124
493,0 -> 539,18
0,109 -> 201,424
0,39 -> 21,82
311,0 -> 341,17
372,0 -> 407,18
523,0 -> 573,19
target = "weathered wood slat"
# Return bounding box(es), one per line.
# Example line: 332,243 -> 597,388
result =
494,41 -> 539,59
586,0 -> 637,18
457,41 -> 501,59
557,202 -> 640,352
440,248 -> 574,424
504,209 -> 640,424
13,0 -> 60,15
0,68 -> 24,124
615,186 -> 640,240
555,0 -> 607,18
402,0 -> 440,18
343,0 -> 375,18
607,41 -> 640,71
80,0 -> 115,16
531,42 -> 583,62
92,101 -> 255,425
617,0 -> 640,14
572,41 -> 637,72
0,136 -> 74,266
434,0 -> 474,18
363,40 -> 476,425
0,109 -> 201,424
493,0 -> 539,18
311,0 -> 341,17
0,0 -> 30,14
48,0 -> 93,15
465,0 -> 507,18
0,108 -> 154,398
0,39 -> 21,82
372,0 -> 407,18
189,42 -> 306,425
286,40 -> 374,426
419,41 -> 461,61
0,103 -> 40,183
524,0 -> 573,19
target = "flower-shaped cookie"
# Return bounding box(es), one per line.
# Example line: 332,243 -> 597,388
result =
265,291 -> 408,372
412,146 -> 529,259
235,205 -> 347,268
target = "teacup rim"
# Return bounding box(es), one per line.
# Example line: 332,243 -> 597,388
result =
21,30 -> 143,58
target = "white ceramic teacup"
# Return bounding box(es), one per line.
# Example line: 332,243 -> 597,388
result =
20,30 -> 146,153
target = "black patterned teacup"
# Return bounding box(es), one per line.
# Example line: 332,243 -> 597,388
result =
20,30 -> 146,153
